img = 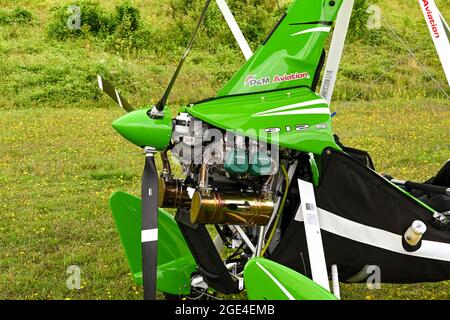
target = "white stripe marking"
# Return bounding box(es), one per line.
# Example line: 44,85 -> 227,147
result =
256,107 -> 331,117
141,228 -> 158,243
115,89 -> 124,109
97,75 -> 103,91
256,261 -> 295,300
291,26 -> 332,36
296,207 -> 450,262
253,99 -> 328,117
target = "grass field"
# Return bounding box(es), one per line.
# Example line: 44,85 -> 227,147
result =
0,0 -> 449,300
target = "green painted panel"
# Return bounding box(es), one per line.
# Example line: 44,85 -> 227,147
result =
109,191 -> 196,295
244,257 -> 337,300
218,0 -> 344,96
188,87 -> 340,154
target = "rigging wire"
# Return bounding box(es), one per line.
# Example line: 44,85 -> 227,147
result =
352,1 -> 450,100
380,19 -> 450,100
349,45 -> 422,101
154,0 -> 213,112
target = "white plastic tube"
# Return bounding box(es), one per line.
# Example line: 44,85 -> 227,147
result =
404,220 -> 427,247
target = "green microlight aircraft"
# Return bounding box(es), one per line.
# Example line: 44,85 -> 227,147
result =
98,0 -> 450,300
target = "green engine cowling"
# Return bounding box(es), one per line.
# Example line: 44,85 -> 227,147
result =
110,191 -> 197,295
112,108 -> 173,150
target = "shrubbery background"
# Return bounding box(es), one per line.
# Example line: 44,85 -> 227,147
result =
45,0 -> 382,54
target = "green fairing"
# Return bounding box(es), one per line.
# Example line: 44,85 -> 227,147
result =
109,191 -> 197,295
188,88 -> 340,154
244,258 -> 337,300
112,108 -> 172,150
187,0 -> 344,154
218,0 -> 344,96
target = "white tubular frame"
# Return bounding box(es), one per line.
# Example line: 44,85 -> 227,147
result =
215,0 -> 253,61
320,0 -> 355,104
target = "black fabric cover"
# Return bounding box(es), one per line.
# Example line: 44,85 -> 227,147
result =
333,134 -> 375,170
270,149 -> 450,283
433,160 -> 450,188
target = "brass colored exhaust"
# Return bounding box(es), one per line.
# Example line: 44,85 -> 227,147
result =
158,177 -> 191,208
190,191 -> 274,226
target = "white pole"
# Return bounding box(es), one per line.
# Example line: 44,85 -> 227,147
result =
418,0 -> 450,86
215,0 -> 253,61
295,179 -> 330,291
331,264 -> 341,299
320,0 -> 355,104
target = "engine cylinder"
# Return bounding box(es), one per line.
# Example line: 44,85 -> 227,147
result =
190,191 -> 274,226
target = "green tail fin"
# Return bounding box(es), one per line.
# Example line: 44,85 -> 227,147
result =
218,0 -> 344,96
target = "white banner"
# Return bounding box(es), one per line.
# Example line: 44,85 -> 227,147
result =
418,0 -> 450,86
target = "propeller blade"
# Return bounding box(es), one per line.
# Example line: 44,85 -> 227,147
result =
141,147 -> 159,300
152,0 -> 212,114
97,75 -> 134,113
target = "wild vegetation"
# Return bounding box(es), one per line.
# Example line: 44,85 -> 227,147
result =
0,0 -> 449,299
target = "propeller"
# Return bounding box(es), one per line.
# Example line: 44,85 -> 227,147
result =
97,75 -> 134,113
98,0 -> 213,300
141,147 -> 159,300
149,0 -> 213,118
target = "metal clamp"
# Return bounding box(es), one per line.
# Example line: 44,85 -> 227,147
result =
149,106 -> 165,119
144,146 -> 156,157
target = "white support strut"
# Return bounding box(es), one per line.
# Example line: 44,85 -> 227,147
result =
295,179 -> 330,292
418,0 -> 450,86
440,11 -> 450,38
215,0 -> 253,61
320,0 -> 355,104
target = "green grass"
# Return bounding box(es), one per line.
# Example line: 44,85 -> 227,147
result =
0,0 -> 449,300
0,100 -> 448,300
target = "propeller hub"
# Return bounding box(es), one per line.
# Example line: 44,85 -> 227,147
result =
112,108 -> 172,150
